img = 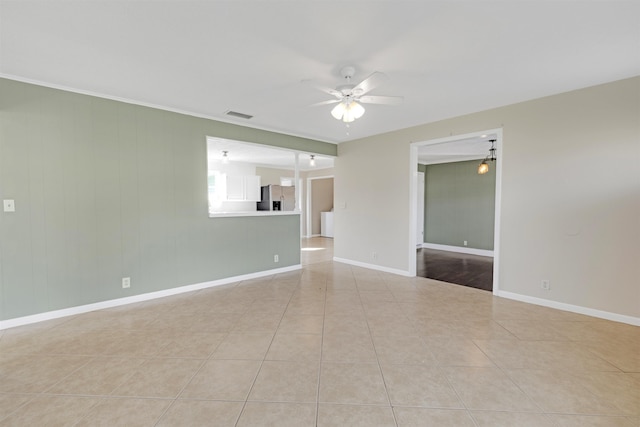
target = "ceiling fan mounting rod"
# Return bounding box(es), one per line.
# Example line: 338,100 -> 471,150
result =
340,66 -> 356,80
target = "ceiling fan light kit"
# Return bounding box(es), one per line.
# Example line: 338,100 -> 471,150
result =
331,100 -> 365,123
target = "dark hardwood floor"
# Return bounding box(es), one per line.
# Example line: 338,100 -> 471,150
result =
417,248 -> 494,291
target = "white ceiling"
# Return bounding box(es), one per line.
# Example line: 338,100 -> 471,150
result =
1,1 -> 639,145
207,137 -> 334,171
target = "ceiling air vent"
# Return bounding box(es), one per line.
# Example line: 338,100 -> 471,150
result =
225,110 -> 253,120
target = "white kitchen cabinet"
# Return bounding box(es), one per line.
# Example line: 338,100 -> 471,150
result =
226,176 -> 244,200
244,175 -> 261,201
226,175 -> 261,201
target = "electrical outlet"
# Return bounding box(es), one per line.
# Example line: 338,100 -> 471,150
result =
3,199 -> 15,212
122,277 -> 131,289
274,254 -> 279,263
541,279 -> 550,290
463,240 -> 468,246
372,251 -> 378,260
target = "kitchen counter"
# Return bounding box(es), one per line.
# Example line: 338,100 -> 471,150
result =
209,210 -> 301,218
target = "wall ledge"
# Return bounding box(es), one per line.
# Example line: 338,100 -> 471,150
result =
209,210 -> 301,218
0,264 -> 302,331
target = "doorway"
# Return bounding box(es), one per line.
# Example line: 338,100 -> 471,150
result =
306,176 -> 334,238
409,129 -> 502,294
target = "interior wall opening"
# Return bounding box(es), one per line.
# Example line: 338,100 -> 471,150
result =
409,129 -> 503,294
206,137 -> 335,237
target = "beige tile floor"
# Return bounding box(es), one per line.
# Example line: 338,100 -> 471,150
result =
0,237 -> 638,426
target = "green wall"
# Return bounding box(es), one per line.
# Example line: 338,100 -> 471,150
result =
0,78 -> 335,321
423,160 -> 496,250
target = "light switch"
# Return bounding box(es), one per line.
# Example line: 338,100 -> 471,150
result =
3,199 -> 15,212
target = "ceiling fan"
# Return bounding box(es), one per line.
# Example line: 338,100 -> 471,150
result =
306,66 -> 403,123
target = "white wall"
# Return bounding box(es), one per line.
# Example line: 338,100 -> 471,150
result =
335,76 -> 640,321
335,137 -> 410,271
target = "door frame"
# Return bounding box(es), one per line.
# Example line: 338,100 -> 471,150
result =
409,128 -> 503,295
416,171 -> 425,247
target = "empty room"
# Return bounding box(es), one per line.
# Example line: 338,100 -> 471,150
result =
0,1 -> 639,426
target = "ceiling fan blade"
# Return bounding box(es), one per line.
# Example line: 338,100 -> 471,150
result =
310,99 -> 341,107
358,95 -> 404,105
301,79 -> 343,99
352,72 -> 389,95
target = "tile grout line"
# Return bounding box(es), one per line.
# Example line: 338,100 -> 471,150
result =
232,272 -> 301,427
150,356 -> 210,426
314,264 -> 329,427
386,276 -> 481,426
141,295 -> 241,426
354,268 -> 399,427
152,281 -> 249,426
467,331 -> 553,424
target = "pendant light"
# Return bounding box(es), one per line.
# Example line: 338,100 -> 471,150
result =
477,160 -> 489,175
222,151 -> 229,164
477,140 -> 496,175
309,155 -> 316,167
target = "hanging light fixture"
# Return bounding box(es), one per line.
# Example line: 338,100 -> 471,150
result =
331,99 -> 365,123
222,150 -> 229,164
477,140 -> 496,175
309,155 -> 316,167
477,159 -> 489,174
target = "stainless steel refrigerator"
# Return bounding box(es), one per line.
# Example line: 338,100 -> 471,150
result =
257,185 -> 296,211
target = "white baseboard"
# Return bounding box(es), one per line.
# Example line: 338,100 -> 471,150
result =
6,262 -> 636,330
422,243 -> 494,257
333,257 -> 412,277
0,264 -> 302,331
497,290 -> 640,327
331,257 -> 638,326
